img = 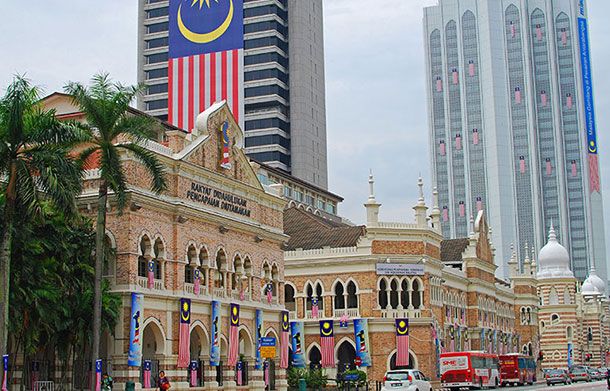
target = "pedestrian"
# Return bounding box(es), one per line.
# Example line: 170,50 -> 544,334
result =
158,371 -> 171,391
101,372 -> 113,391
606,367 -> 610,389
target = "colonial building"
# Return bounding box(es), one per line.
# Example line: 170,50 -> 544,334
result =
283,174 -> 539,384
535,224 -> 610,370
34,95 -> 291,391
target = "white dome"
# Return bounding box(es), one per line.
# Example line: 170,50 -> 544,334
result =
581,278 -> 600,296
537,225 -> 574,279
583,264 -> 606,295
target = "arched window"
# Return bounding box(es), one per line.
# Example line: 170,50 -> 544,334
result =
285,285 -> 296,312
337,341 -> 356,372
412,279 -> 422,309
215,249 -> 227,288
549,287 -> 559,305
316,284 -> 324,309
153,238 -> 165,280
401,280 -> 410,309
379,279 -> 388,309
308,346 -> 321,368
334,283 -> 345,310
566,326 -> 573,340
346,281 -> 357,309
390,279 -> 399,309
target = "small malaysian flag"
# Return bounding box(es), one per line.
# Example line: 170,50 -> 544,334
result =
476,197 -> 482,212
464,328 -> 469,351
571,160 -> 577,177
442,206 -> 448,222
440,140 -> 446,156
488,330 -> 493,353
395,319 -> 409,366
194,268 -> 200,295
546,158 -> 552,175
541,90 -> 547,107
236,361 -> 242,386
446,305 -> 451,321
468,60 -> 475,76
280,311 -> 290,368
436,77 -> 442,92
519,156 -> 525,173
178,298 -> 191,368
472,129 -> 479,145
320,321 -> 335,367
143,361 -> 152,388
95,359 -> 102,391
148,260 -> 154,289
561,28 -> 567,44
228,303 -> 239,367
339,314 -> 349,328
311,297 -> 319,319
2,355 -> 7,391
510,21 -> 515,37
459,201 -> 465,217
452,69 -> 458,84
190,361 -> 198,387
515,87 -> 521,104
536,24 -> 542,41
456,133 -> 462,150
266,282 -> 273,305
567,93 -> 573,109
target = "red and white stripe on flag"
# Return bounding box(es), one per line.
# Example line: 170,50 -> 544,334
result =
190,361 -> 198,387
476,197 -> 482,212
442,207 -> 448,222
541,90 -> 547,107
468,61 -> 475,76
571,160 -> 577,177
456,134 -> 462,150
2,355 -> 8,391
546,158 -> 552,175
228,304 -> 240,367
148,260 -> 154,290
510,22 -> 515,37
395,319 -> 409,366
95,360 -> 102,391
536,25 -> 542,41
472,129 -> 479,145
143,361 -> 152,389
320,321 -> 335,368
436,77 -> 442,92
452,69 -> 458,84
589,154 -> 601,193
562,29 -> 567,45
439,141 -> 445,156
168,49 -> 244,132
519,156 -> 526,173
515,87 -> 521,104
459,201 -> 465,217
567,93 -> 573,109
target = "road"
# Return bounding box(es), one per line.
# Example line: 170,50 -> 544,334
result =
501,380 -> 608,390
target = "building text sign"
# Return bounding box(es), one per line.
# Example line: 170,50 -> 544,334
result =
186,181 -> 251,217
375,263 -> 424,276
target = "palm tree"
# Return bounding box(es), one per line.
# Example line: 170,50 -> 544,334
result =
64,73 -> 167,378
0,76 -> 84,359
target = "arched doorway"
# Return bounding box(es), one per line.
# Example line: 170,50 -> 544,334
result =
337,340 -> 356,372
308,346 -> 321,368
389,351 -> 416,370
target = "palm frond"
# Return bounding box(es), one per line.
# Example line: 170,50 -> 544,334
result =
99,142 -> 128,211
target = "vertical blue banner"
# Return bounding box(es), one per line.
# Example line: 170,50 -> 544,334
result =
128,293 -> 144,366
568,343 -> 573,366
354,319 -> 371,367
255,309 -> 264,369
210,301 -> 221,366
291,321 -> 306,368
578,6 -> 598,156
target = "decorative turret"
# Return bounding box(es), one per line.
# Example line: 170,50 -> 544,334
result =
582,262 -> 606,296
364,170 -> 381,226
537,223 -> 574,279
413,175 -> 428,228
523,242 -> 531,276
508,243 -> 518,278
430,187 -> 441,233
530,246 -> 537,276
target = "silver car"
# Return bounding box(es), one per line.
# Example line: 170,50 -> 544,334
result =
381,370 -> 432,391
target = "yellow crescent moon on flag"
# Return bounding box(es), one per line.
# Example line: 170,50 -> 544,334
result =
589,141 -> 597,153
321,322 -> 332,336
178,0 -> 234,44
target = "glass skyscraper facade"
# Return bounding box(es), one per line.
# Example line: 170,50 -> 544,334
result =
137,0 -> 329,189
424,0 -> 607,284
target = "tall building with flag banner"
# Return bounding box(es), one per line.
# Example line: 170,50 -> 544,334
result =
424,0 -> 608,286
137,0 -> 329,189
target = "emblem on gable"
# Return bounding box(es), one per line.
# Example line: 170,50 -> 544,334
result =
219,121 -> 231,169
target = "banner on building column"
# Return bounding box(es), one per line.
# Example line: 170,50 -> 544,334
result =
291,321 -> 306,368
210,300 -> 222,366
568,343 -> 573,366
255,309 -> 264,369
128,293 -> 144,366
354,319 -> 371,367
481,328 -> 486,352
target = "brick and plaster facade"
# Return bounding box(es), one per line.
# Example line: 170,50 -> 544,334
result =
283,174 -> 539,385
37,95 -> 291,391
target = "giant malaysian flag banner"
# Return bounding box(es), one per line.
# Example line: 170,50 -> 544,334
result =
168,0 -> 244,131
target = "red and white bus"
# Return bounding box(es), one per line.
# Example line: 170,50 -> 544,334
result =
440,352 -> 501,390
499,354 -> 536,386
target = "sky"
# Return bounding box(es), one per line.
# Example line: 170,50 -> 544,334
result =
2,0 -> 610,243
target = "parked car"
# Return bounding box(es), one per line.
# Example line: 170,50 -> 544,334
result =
381,370 -> 432,391
598,367 -> 609,378
546,369 -> 571,386
590,369 -> 603,380
569,366 -> 591,382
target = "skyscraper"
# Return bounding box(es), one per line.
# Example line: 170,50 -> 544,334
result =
137,0 -> 328,189
423,0 -> 607,284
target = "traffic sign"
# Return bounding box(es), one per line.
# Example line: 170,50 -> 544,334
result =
261,337 -> 276,358
261,337 -> 276,347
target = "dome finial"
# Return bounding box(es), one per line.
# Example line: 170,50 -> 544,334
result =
368,169 -> 376,202
417,175 -> 425,206
548,220 -> 557,242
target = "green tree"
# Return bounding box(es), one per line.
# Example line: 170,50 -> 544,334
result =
8,202 -> 120,391
64,73 -> 167,378
0,76 -> 83,358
